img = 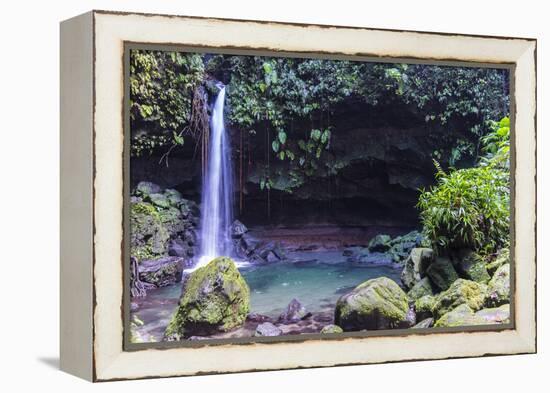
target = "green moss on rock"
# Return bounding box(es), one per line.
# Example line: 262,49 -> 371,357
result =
426,256 -> 459,291
401,248 -> 433,290
486,248 -> 509,276
407,277 -> 435,301
320,324 -> 344,334
475,304 -> 510,324
164,257 -> 250,339
415,295 -> 436,321
130,202 -> 169,260
434,304 -> 487,327
334,277 -> 410,331
485,264 -> 510,307
432,279 -> 487,320
456,250 -> 490,283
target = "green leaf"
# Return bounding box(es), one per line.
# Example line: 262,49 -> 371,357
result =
278,131 -> 287,145
272,140 -> 280,152
172,132 -> 184,146
321,129 -> 331,144
311,129 -> 321,142
298,140 -> 307,151
279,151 -> 286,160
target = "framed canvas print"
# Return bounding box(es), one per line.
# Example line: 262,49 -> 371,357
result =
60,10 -> 537,381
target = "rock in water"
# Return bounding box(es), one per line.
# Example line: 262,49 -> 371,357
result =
426,256 -> 459,291
401,248 -> 433,290
279,298 -> 311,323
456,249 -> 490,283
432,279 -> 487,320
320,324 -> 344,334
164,257 -> 250,340
368,234 -> 392,252
485,264 -> 510,307
334,277 -> 411,331
138,256 -> 185,288
255,322 -> 282,337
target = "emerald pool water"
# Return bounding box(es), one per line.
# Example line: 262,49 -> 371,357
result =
132,250 -> 401,341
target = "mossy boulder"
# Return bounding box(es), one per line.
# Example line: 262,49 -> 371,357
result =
485,264 -> 510,307
130,202 -> 170,260
407,277 -> 435,300
334,277 -> 410,331
415,295 -> 436,321
434,304 -> 487,327
486,248 -> 509,276
401,248 -> 433,290
426,256 -> 459,291
456,250 -> 490,283
136,181 -> 161,197
164,257 -> 250,339
320,324 -> 344,334
432,279 -> 487,320
475,304 -> 510,324
368,234 -> 392,252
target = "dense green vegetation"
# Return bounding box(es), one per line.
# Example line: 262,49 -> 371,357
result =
130,50 -> 509,184
417,117 -> 510,255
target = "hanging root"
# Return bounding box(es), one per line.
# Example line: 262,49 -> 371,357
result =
160,85 -> 210,167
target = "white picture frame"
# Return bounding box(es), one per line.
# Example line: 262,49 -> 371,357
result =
60,10 -> 536,381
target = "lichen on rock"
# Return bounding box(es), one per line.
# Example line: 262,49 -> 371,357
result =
334,277 -> 411,331
432,278 -> 487,320
485,264 -> 510,307
164,257 -> 250,340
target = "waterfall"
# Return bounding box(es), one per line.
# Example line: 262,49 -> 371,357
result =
196,86 -> 234,268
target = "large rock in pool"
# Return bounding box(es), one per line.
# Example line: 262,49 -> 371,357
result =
334,277 -> 411,331
164,257 -> 250,339
426,256 -> 459,291
432,279 -> 487,320
485,264 -> 510,307
401,248 -> 433,290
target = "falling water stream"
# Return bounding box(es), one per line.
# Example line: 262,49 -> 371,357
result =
196,86 -> 234,268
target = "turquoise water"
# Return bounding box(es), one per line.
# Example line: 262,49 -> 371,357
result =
132,250 -> 401,340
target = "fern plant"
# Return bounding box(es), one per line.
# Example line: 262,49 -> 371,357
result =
418,117 -> 510,255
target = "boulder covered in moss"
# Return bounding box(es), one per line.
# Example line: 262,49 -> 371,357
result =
334,277 -> 411,331
415,295 -> 436,321
164,257 -> 250,340
130,202 -> 170,260
401,248 -> 433,290
456,250 -> 490,283
407,277 -> 435,300
485,264 -> 510,307
475,304 -> 510,324
130,182 -> 199,262
486,248 -> 509,276
432,279 -> 487,320
434,304 -> 487,327
320,324 -> 344,334
426,256 -> 459,291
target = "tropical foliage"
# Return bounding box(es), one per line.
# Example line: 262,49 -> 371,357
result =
417,117 -> 510,255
